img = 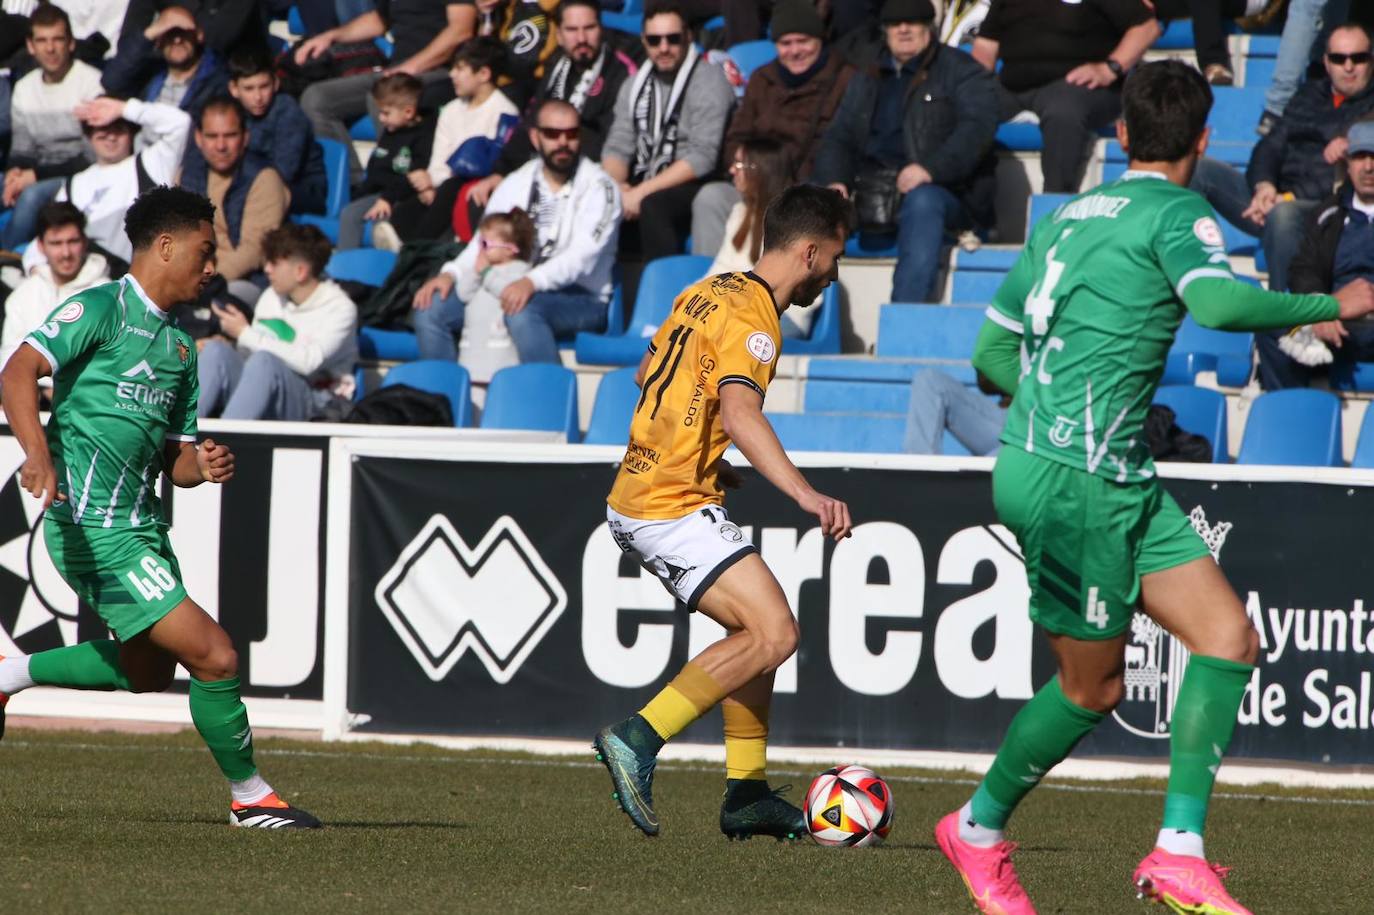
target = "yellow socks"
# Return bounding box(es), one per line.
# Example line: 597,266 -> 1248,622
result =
722,701 -> 769,781
639,662 -> 725,741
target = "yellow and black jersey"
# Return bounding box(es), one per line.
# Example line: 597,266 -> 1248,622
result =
607,271 -> 782,520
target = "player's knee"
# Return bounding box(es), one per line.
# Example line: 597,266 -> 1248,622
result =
190,645 -> 239,682
1063,675 -> 1124,714
757,618 -> 799,672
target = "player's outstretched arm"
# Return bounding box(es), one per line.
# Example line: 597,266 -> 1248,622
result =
163,438 -> 235,488
719,383 -> 852,541
1,343 -> 63,508
1184,277 -> 1374,332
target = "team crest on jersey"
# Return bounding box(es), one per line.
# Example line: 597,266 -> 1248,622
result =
1048,415 -> 1079,447
746,332 -> 776,363
176,339 -> 190,364
1193,217 -> 1225,248
710,273 -> 748,295
54,302 -> 83,323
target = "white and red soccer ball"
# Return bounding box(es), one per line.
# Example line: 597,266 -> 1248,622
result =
804,764 -> 894,847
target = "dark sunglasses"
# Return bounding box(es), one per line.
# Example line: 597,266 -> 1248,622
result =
643,32 -> 684,47
537,126 -> 579,141
1327,51 -> 1372,65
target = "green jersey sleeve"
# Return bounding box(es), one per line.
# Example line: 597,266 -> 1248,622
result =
987,231 -> 1039,335
23,295 -> 121,375
1151,196 -> 1235,298
166,334 -> 199,442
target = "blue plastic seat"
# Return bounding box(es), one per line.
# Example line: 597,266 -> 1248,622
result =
1163,315 -> 1254,386
765,412 -> 907,453
481,364 -> 580,440
381,360 -> 472,426
582,367 -> 640,445
327,248 -> 397,285
785,282 -> 842,355
877,303 -> 985,361
294,138 -> 351,243
574,255 -> 712,365
1244,56 -> 1276,90
955,247 -> 1021,271
949,270 -> 1007,305
1351,407 -> 1374,468
1208,87 -> 1267,144
1154,385 -> 1229,463
286,5 -> 304,35
349,116 -> 377,142
357,327 -> 419,361
995,121 -> 1042,151
727,40 -> 776,81
1236,389 -> 1342,466
602,11 -> 642,34
1027,193 -> 1071,235
845,234 -> 899,258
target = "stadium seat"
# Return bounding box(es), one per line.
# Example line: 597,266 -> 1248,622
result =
1154,385 -> 1228,463
995,121 -> 1042,151
574,254 -> 711,365
949,270 -> 1007,304
1027,193 -> 1071,234
349,116 -> 377,142
766,412 -> 907,453
1236,389 -> 1342,467
727,40 -> 776,80
845,234 -> 899,258
482,364 -> 580,440
784,282 -> 842,356
1207,87 -> 1267,145
357,327 -> 420,361
876,303 -> 985,367
1244,56 -> 1276,90
582,367 -> 640,445
1163,315 -> 1254,387
955,247 -> 1021,271
327,248 -> 397,285
602,11 -> 642,33
294,138 -> 351,243
1351,408 -> 1374,468
381,360 -> 472,427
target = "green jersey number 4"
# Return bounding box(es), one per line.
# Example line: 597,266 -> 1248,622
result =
127,555 -> 178,602
1025,228 -> 1071,384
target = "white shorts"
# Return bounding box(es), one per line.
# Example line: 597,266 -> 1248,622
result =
606,504 -> 757,609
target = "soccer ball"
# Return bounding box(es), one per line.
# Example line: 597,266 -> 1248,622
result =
804,765 -> 893,847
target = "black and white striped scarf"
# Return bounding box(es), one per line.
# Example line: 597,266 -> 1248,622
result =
629,44 -> 699,183
546,46 -> 606,111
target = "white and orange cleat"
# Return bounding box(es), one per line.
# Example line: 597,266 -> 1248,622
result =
230,792 -> 322,829
935,811 -> 1037,915
1133,848 -> 1253,914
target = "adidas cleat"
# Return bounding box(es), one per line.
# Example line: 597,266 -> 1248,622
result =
720,780 -> 805,841
1133,848 -> 1252,915
592,726 -> 659,836
230,793 -> 322,829
936,811 -> 1037,914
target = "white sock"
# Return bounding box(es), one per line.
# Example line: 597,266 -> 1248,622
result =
229,773 -> 275,806
957,800 -> 1006,848
0,655 -> 35,695
1156,828 -> 1205,859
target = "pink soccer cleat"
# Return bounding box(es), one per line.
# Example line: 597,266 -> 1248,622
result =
935,811 -> 1037,915
1133,848 -> 1253,914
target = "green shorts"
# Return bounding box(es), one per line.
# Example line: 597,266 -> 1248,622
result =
992,447 -> 1210,640
44,518 -> 188,642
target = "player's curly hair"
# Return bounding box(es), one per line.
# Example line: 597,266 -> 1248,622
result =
124,186 -> 216,251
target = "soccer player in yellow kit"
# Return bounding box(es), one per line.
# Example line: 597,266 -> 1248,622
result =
594,185 -> 854,839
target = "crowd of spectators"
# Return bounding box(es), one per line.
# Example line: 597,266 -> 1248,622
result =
0,0 -> 1366,438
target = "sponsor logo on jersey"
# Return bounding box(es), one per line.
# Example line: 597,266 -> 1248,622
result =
176,339 -> 190,364
1115,506 -> 1232,739
746,332 -> 776,363
1193,217 -> 1225,248
718,522 -> 744,543
54,302 -> 83,323
710,273 -> 748,296
124,325 -> 155,340
121,360 -> 157,381
623,441 -> 660,474
683,355 -> 716,427
374,514 -> 566,683
1048,415 -> 1079,448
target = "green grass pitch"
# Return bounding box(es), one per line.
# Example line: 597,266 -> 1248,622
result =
0,728 -> 1369,913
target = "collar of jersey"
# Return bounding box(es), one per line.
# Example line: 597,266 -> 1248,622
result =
1120,169 -> 1169,182
121,274 -> 171,321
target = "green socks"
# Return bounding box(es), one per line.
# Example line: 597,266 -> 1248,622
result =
970,676 -> 1105,830
1161,654 -> 1252,836
28,640 -> 133,691
189,676 -> 258,782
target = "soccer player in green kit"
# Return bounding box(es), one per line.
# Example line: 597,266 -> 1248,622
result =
935,62 -> 1374,914
0,186 -> 321,829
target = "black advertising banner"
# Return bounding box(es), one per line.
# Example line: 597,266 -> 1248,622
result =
345,454 -> 1374,765
0,426 -> 328,700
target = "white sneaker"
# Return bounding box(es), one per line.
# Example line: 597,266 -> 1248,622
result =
371,220 -> 402,252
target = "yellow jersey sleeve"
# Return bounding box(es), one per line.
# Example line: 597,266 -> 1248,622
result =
712,309 -> 778,400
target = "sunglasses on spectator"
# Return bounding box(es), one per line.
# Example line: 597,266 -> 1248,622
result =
480,238 -> 521,253
643,32 -> 685,47
729,160 -> 758,172
1327,51 -> 1372,65
537,126 -> 579,141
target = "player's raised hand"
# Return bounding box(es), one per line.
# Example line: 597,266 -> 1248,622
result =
798,488 -> 852,541
1335,278 -> 1374,321
197,438 -> 235,484
19,454 -> 64,509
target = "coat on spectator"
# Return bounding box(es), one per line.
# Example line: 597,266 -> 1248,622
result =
359,112 -> 437,205
9,60 -> 103,178
104,30 -> 229,116
1248,77 -> 1374,203
234,278 -> 359,399
1288,184 -> 1374,295
428,92 -> 518,188
0,252 -> 111,370
180,153 -> 287,280
724,50 -> 854,179
811,43 -> 1000,226
250,92 -> 327,215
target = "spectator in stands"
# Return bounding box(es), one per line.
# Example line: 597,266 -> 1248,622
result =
1256,118 -> 1374,389
1190,23 -> 1374,293
705,137 -> 818,337
454,209 -> 536,382
469,0 -> 635,208
337,74 -> 437,250
296,2 -> 477,185
1148,0 -> 1283,87
102,5 -> 229,118
903,368 -> 1008,455
690,0 -> 855,258
198,223 -> 359,420
387,36 -> 519,245
112,0 -> 269,77
31,95 -> 191,267
224,48 -> 328,216
812,0 -> 999,303
972,0 -> 1160,193
179,97 -> 289,304
0,203 -> 110,394
411,100 -> 622,363
1258,0 -> 1351,135
602,1 -> 736,262
473,0 -> 561,108
3,5 -> 104,250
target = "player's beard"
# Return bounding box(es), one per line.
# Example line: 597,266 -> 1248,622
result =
792,271 -> 827,309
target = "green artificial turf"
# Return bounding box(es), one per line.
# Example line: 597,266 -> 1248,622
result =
0,728 -> 1368,914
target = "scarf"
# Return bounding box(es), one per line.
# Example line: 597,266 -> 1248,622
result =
628,43 -> 700,183
546,45 -> 607,111
778,47 -> 830,90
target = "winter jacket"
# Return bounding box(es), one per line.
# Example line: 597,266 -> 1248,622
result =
811,43 -> 1000,225
1288,185 -> 1374,296
252,93 -> 327,216
724,50 -> 855,179
359,113 -> 437,205
1247,76 -> 1374,202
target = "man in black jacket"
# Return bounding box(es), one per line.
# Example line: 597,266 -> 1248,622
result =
1256,119 -> 1374,389
811,0 -> 998,302
1191,23 -> 1374,293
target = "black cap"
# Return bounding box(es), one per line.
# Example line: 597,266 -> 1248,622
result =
770,0 -> 826,39
881,0 -> 936,24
